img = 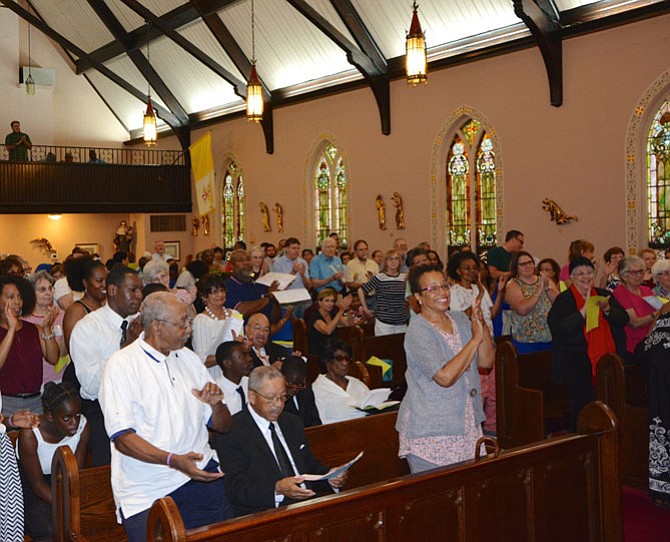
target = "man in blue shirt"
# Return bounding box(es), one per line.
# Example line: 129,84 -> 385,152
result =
225,249 -> 279,321
271,237 -> 312,317
309,238 -> 344,293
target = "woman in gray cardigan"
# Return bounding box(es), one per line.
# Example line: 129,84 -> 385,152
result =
397,265 -> 494,474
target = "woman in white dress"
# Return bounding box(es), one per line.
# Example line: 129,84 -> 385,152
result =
192,274 -> 244,379
312,339 -> 369,425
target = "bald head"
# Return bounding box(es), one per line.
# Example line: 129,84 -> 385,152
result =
245,312 -> 270,348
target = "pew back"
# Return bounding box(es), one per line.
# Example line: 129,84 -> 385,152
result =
148,402 -> 622,542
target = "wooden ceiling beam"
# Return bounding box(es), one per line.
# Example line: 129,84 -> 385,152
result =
287,0 -> 390,134
514,0 -> 563,107
76,0 -> 241,73
86,0 -> 190,125
119,0 -> 247,98
0,0 -> 181,127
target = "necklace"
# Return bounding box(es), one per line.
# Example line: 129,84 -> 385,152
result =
204,305 -> 230,320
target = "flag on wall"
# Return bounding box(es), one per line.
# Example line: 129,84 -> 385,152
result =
190,132 -> 215,216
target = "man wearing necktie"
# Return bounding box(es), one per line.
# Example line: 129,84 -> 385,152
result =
245,313 -> 292,368
214,366 -> 347,517
214,341 -> 253,415
70,264 -> 143,466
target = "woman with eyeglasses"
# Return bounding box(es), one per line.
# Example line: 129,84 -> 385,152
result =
652,259 -> 670,300
357,250 -> 408,337
612,256 -> 662,363
505,251 -> 559,354
547,257 -> 629,429
312,339 -> 369,425
397,264 -> 494,473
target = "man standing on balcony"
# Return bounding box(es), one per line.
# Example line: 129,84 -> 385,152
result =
4,120 -> 32,161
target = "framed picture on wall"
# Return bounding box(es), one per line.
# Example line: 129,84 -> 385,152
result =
164,241 -> 180,261
75,243 -> 100,256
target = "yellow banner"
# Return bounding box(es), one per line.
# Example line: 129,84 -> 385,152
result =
190,132 -> 215,216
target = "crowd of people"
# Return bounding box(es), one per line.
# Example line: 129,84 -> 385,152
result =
1,229 -> 669,540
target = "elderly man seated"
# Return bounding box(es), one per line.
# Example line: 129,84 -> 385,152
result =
246,313 -> 292,368
213,366 -> 346,517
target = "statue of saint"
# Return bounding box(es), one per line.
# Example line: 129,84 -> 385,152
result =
113,220 -> 133,253
273,203 -> 284,233
202,214 -> 210,236
376,195 -> 387,230
392,192 -> 406,230
260,202 -> 271,232
192,216 -> 200,237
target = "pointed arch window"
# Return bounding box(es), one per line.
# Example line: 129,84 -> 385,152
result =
446,118 -> 497,254
222,160 -> 246,248
647,99 -> 670,248
314,143 -> 349,248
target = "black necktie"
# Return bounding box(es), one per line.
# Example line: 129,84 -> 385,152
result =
269,422 -> 295,477
236,386 -> 246,406
120,320 -> 128,348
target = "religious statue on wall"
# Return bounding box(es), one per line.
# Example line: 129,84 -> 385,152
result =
202,214 -> 210,236
192,216 -> 200,236
113,220 -> 134,252
273,203 -> 284,232
391,192 -> 406,230
375,195 -> 387,230
260,202 -> 271,232
542,198 -> 577,225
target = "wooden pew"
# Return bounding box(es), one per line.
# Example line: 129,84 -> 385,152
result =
595,353 -> 649,489
51,412 -> 406,541
495,339 -> 570,448
352,332 -> 407,387
146,402 -> 622,542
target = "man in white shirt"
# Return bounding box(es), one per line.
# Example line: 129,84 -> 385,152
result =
69,265 -> 143,465
151,240 -> 170,261
99,292 -> 232,541
213,366 -> 346,517
214,341 -> 253,415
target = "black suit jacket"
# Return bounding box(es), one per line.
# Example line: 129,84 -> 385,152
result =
283,385 -> 322,427
250,342 -> 291,368
213,409 -> 331,517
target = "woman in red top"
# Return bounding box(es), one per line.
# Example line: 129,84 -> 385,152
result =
0,275 -> 59,418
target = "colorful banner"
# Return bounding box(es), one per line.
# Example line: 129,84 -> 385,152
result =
190,132 -> 215,216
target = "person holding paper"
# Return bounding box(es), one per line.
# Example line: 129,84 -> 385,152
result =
192,274 -> 244,380
612,256 -> 661,363
271,237 -> 312,318
398,264 -> 494,474
548,257 -> 629,430
214,366 -> 345,517
312,339 -> 369,425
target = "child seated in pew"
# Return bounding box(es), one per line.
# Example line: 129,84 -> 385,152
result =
16,382 -> 89,541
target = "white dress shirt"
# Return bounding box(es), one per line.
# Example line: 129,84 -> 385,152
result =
69,304 -> 137,400
214,374 -> 249,415
99,335 -> 216,521
312,374 -> 369,425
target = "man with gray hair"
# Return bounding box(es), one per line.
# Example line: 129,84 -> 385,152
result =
309,237 -> 345,293
99,292 -> 233,540
214,365 -> 346,517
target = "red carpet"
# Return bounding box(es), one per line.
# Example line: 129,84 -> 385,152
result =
623,485 -> 670,541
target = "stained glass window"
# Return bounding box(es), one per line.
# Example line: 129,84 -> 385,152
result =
314,143 -> 350,248
446,118 -> 497,254
647,100 -> 670,248
222,160 -> 246,248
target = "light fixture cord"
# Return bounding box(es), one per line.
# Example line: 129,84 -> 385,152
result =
251,0 -> 256,63
146,21 -> 151,97
28,23 -> 32,73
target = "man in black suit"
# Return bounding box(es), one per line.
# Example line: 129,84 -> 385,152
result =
281,356 -> 322,427
214,366 -> 346,517
246,313 -> 291,367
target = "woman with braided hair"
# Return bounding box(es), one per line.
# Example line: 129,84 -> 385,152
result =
16,382 -> 89,540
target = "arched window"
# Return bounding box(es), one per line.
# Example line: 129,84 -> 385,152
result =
222,160 -> 245,248
647,99 -> 670,248
446,118 -> 497,254
314,142 -> 349,248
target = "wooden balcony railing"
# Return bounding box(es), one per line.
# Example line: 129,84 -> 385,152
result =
0,145 -> 191,214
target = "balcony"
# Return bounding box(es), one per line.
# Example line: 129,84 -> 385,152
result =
0,145 -> 191,214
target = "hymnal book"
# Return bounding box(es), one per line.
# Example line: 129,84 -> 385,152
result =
357,388 -> 399,411
302,451 -> 364,481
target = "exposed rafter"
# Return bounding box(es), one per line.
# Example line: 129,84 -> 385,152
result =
117,0 -> 247,98
85,0 -> 190,135
514,0 -> 563,107
191,0 -> 275,154
76,0 -> 241,74
286,0 -> 391,135
0,0 -> 181,128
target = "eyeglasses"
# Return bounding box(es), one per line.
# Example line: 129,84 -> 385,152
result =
157,318 -> 193,330
420,283 -> 451,293
518,260 -> 535,267
333,354 -> 352,362
627,269 -> 645,275
252,391 -> 289,404
572,271 -> 595,278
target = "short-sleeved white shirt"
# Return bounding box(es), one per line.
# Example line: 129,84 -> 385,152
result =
99,335 -> 216,520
